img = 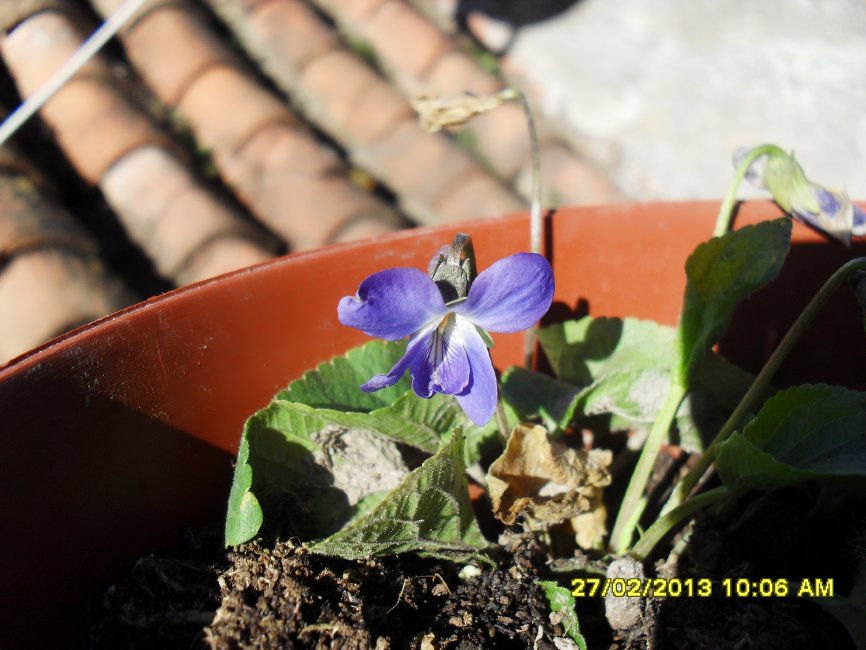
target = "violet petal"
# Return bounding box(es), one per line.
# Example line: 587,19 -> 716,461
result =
360,324 -> 435,392
814,186 -> 842,217
338,268 -> 446,340
455,323 -> 498,426
410,315 -> 471,397
854,205 -> 866,236
454,253 -> 554,333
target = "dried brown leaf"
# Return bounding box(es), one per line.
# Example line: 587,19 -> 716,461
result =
486,424 -> 612,538
410,89 -> 518,133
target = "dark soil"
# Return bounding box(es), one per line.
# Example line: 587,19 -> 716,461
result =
91,532 -> 584,650
90,487 -> 865,649
205,536 -> 563,649
656,485 -> 864,650
90,526 -> 226,649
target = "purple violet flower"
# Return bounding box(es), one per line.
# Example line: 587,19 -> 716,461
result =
734,145 -> 866,245
338,247 -> 554,426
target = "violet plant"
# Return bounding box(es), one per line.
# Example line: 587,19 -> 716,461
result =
336,235 -> 554,427
222,95 -> 866,646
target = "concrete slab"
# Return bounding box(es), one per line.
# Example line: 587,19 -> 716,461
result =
503,0 -> 866,200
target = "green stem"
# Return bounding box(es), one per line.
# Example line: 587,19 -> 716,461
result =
514,89 -> 543,369
609,146 -> 774,546
494,398 -> 511,443
610,145 -> 775,555
663,256 -> 866,514
609,381 -> 688,555
630,486 -> 729,561
713,144 -> 786,238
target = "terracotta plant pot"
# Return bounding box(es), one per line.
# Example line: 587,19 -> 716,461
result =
2,201 -> 864,647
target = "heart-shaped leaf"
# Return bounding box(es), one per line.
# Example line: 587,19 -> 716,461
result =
676,218 -> 791,384
278,339 -> 411,410
309,428 -> 489,562
534,316 -> 759,450
716,384 -> 866,491
225,341 -> 500,546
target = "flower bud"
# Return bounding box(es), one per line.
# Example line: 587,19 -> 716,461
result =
428,233 -> 477,303
735,145 -> 863,246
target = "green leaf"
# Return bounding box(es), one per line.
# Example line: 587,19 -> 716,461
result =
539,316 -> 639,385
500,366 -> 580,432
309,428 -> 489,562
224,341 -> 502,546
716,385 -> 866,491
226,400 -> 408,546
224,392 -> 495,546
278,339 -> 411,410
345,491 -> 390,522
676,218 -> 791,384
288,394 -> 453,453
535,317 -> 758,450
537,580 -> 587,649
224,436 -> 263,546
278,340 -> 500,461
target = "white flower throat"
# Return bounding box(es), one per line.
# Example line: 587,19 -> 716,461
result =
430,313 -> 457,371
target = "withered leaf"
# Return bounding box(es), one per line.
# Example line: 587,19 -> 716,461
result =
410,88 -> 518,133
486,425 -> 612,534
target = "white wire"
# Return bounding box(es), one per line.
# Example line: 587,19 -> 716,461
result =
0,0 -> 149,148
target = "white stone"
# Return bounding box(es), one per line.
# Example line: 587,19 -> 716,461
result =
506,0 -> 866,200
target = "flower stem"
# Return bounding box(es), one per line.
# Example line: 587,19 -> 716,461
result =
609,380 -> 688,555
513,89 -> 543,369
713,144 -> 786,237
515,90 -> 543,259
630,486 -> 729,561
495,399 -> 511,442
663,256 -> 866,515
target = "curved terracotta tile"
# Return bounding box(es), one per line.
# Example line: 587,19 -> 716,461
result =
206,0 -> 524,224
100,146 -> 271,280
94,0 -> 402,249
237,125 -> 402,247
0,175 -> 92,255
177,65 -> 291,153
319,0 -> 624,205
1,9 -> 275,283
433,171 -> 528,223
2,13 -> 163,183
0,172 -> 135,362
403,0 -> 458,32
422,49 -> 500,96
359,0 -> 451,92
175,236 -> 271,286
329,212 -> 406,243
122,4 -> 235,106
314,0 -> 387,23
342,80 -> 415,145
234,0 -> 339,74
298,49 -> 385,141
367,120 -> 479,212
